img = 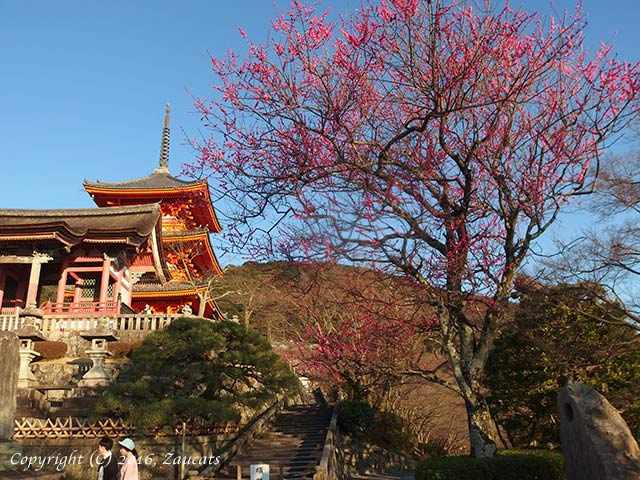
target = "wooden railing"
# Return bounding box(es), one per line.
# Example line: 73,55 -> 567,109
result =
14,417 -> 131,439
1,300 -> 24,317
39,300 -> 120,314
13,417 -> 239,440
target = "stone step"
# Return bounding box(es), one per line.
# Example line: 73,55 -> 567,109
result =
232,454 -> 319,461
231,451 -> 320,460
245,444 -> 322,452
216,465 -> 318,478
231,460 -> 318,466
247,442 -> 323,451
266,428 -> 329,433
246,446 -> 316,454
252,436 -> 325,443
203,403 -> 333,480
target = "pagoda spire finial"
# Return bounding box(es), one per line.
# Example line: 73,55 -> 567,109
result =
157,102 -> 170,173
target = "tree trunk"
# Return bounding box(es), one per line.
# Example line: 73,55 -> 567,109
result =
197,294 -> 206,317
440,306 -> 501,458
466,396 -> 498,458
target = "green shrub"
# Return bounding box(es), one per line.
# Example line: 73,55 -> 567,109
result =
92,317 -> 299,429
415,449 -> 564,480
417,439 -> 449,459
338,401 -> 414,453
369,410 -> 413,451
338,400 -> 375,434
33,341 -> 68,360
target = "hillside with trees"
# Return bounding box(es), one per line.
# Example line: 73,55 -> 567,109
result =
212,261 -> 640,452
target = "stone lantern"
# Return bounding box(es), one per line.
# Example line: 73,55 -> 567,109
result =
78,318 -> 118,388
16,305 -> 47,389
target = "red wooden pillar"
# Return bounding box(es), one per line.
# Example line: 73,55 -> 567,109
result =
25,260 -> 43,308
25,255 -> 53,308
73,279 -> 83,303
99,255 -> 111,305
56,258 -> 70,305
0,268 -> 6,307
114,267 -> 133,310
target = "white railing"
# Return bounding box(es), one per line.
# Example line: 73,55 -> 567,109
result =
0,315 -> 21,331
0,313 -> 182,333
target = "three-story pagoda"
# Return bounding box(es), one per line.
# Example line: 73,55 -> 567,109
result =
84,104 -> 223,318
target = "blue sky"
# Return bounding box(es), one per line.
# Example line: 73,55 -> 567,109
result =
1,1 -> 639,264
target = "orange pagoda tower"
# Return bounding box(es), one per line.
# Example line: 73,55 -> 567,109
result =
83,104 -> 223,318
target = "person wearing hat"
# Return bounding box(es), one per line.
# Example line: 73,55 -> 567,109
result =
118,438 -> 139,480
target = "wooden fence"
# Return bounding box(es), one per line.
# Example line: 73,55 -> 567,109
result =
13,417 -> 239,440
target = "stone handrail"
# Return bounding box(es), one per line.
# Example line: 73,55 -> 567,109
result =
0,313 -> 184,333
0,315 -> 20,331
313,404 -> 340,480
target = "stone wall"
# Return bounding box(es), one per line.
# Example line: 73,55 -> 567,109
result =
0,332 -> 19,441
19,321 -> 166,407
45,329 -> 149,357
336,434 -> 417,477
30,357 -> 127,387
18,358 -> 127,417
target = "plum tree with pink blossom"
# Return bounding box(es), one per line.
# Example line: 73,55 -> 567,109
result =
284,266 -> 438,404
191,0 -> 640,456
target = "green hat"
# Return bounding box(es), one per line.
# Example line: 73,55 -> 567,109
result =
119,438 -> 135,451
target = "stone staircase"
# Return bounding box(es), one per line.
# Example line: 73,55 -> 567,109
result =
212,403 -> 334,480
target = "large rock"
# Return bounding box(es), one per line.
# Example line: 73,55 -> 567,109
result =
0,332 -> 19,441
0,331 -> 22,471
558,381 -> 640,480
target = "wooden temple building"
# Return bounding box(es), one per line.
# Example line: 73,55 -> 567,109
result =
0,204 -> 165,316
0,104 -> 223,320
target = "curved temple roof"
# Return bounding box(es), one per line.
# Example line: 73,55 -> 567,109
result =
83,170 -> 206,191
0,204 -> 162,247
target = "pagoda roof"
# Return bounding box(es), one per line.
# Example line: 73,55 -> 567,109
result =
83,104 -> 222,233
83,169 -> 206,192
163,228 -> 224,277
132,281 -> 223,319
163,227 -> 212,240
0,204 -> 162,248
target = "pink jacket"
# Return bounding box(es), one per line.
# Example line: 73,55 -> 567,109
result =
118,454 -> 138,480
